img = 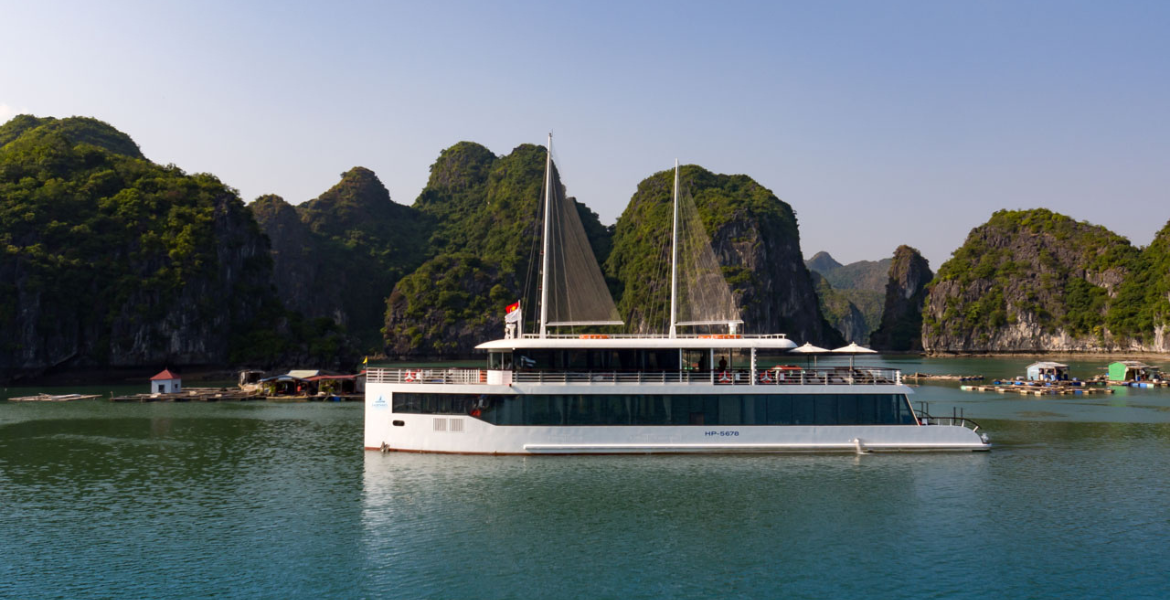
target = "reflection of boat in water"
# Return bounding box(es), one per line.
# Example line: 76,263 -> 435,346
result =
8,393 -> 101,402
364,138 -> 990,454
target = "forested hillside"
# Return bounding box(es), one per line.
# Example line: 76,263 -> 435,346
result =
923,209 -> 1169,352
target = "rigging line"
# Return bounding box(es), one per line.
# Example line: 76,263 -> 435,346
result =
524,155 -> 549,336
647,200 -> 672,334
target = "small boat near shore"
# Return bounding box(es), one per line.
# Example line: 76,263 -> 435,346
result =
7,393 -> 102,402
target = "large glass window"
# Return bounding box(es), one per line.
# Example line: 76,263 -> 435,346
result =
391,393 -> 917,426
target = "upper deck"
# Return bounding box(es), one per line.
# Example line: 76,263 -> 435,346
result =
367,366 -> 905,387
475,333 -> 798,351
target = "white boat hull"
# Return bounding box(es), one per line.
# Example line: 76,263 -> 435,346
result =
364,382 -> 990,454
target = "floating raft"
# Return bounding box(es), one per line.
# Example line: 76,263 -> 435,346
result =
962,384 -> 1114,397
991,379 -> 1108,387
1106,380 -> 1170,388
904,373 -> 984,382
109,388 -> 363,403
7,393 -> 102,402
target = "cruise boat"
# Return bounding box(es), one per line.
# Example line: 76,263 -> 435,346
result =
364,138 -> 991,454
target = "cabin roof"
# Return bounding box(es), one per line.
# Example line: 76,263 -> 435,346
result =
150,369 -> 179,381
1111,360 -> 1154,369
1026,362 -> 1068,370
476,336 -> 799,351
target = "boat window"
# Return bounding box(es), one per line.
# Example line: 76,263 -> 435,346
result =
682,349 -> 709,371
487,352 -> 512,370
392,393 -> 919,426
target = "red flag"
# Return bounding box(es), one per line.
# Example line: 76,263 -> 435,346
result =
505,300 -> 520,314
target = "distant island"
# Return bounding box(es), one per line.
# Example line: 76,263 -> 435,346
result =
2,114 -> 1168,383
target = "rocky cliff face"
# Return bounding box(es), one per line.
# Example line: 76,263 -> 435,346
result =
869,245 -> 932,351
248,168 -> 432,348
922,209 -> 1142,353
0,116 -> 276,380
605,166 -> 843,346
249,195 -> 342,323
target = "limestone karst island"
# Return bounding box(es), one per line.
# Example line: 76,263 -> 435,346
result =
1,115 -> 1169,385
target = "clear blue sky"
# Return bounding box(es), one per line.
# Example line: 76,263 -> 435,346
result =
3,0 -> 1167,267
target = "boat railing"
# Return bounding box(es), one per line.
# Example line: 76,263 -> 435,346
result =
366,367 -> 902,386
518,333 -> 789,340
915,402 -> 982,432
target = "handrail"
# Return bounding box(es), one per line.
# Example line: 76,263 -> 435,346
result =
915,402 -> 982,432
518,333 -> 789,339
366,367 -> 902,387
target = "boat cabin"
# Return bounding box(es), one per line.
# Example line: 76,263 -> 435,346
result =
481,336 -> 797,374
1026,361 -> 1070,382
1108,361 -> 1161,382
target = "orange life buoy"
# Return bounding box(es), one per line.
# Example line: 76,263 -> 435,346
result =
760,370 -> 774,384
404,370 -> 415,382
578,334 -> 609,339
718,371 -> 732,384
478,370 -> 487,383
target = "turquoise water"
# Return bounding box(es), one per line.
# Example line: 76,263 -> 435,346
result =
3,357 -> 1170,598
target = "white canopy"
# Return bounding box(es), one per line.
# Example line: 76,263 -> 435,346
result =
831,342 -> 878,354
790,342 -> 830,354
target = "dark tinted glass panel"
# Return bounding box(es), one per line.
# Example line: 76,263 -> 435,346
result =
392,393 -> 919,426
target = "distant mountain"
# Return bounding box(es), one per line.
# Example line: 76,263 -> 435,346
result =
805,251 -> 842,273
811,272 -> 869,343
804,251 -> 890,343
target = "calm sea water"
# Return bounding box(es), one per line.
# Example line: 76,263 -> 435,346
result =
3,356 -> 1170,599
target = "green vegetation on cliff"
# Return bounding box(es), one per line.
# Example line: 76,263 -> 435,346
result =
0,115 -> 143,159
384,144 -> 559,354
0,116 -> 272,373
1107,220 -> 1170,341
925,209 -> 1139,350
604,166 -> 841,344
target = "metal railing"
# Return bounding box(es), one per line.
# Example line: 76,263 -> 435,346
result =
915,402 -> 982,432
519,333 -> 790,340
366,368 -> 902,387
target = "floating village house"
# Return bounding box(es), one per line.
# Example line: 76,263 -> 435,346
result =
1108,361 -> 1161,382
1026,361 -> 1070,381
257,370 -> 365,396
150,369 -> 182,394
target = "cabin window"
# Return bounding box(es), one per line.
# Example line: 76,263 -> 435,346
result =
683,349 -> 709,371
487,352 -> 513,370
388,393 -> 918,426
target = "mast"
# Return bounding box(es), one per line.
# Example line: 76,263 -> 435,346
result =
539,133 -> 552,339
669,159 -> 680,339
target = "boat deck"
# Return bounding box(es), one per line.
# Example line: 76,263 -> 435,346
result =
366,367 -> 905,387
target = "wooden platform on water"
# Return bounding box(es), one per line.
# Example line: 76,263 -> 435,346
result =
904,373 -> 984,382
109,388 -> 363,403
962,384 -> 1114,397
7,393 -> 102,402
1107,380 -> 1170,388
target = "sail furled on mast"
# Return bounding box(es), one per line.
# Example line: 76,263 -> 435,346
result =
674,181 -> 742,327
544,160 -> 623,327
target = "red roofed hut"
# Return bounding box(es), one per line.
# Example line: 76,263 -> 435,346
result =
150,369 -> 182,394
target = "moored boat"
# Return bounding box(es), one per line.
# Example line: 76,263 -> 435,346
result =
364,138 -> 990,454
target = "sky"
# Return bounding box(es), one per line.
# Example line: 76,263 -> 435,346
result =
2,0 -> 1167,267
